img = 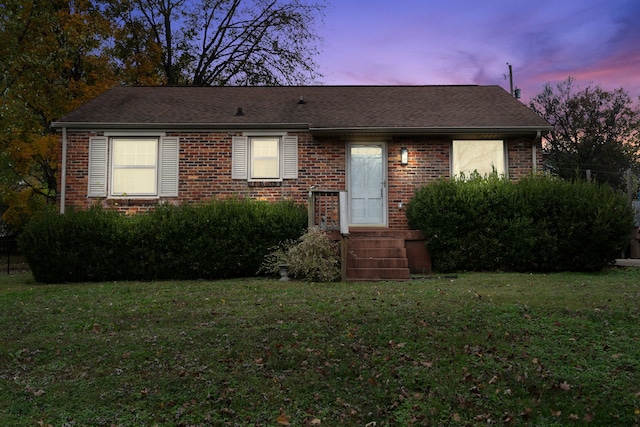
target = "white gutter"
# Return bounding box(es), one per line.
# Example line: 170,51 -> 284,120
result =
60,127 -> 67,214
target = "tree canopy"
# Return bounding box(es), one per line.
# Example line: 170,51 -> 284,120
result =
0,0 -> 325,232
101,0 -> 325,86
529,77 -> 640,191
0,0 -> 118,230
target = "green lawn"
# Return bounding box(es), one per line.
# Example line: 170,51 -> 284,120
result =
1,269 -> 640,426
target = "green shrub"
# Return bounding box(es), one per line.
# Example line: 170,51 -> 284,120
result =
259,227 -> 341,282
18,199 -> 307,283
406,174 -> 634,272
18,206 -> 128,283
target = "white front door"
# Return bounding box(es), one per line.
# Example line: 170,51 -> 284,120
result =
348,143 -> 386,226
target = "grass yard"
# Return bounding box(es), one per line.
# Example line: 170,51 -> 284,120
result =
1,269 -> 640,426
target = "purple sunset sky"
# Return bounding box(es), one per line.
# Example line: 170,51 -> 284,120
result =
316,0 -> 640,101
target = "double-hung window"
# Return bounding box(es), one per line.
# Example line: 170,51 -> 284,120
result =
111,138 -> 158,196
232,134 -> 298,181
87,135 -> 179,198
250,138 -> 280,180
451,140 -> 506,178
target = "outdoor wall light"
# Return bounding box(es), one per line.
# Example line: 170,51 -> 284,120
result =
400,147 -> 408,165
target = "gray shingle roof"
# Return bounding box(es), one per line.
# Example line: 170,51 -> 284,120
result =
52,85 -> 552,133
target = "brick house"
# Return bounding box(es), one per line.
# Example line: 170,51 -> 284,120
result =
53,85 -> 552,280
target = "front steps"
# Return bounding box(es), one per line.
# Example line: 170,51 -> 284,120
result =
345,230 -> 412,281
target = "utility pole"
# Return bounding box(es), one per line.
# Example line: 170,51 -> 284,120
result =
506,63 -> 521,99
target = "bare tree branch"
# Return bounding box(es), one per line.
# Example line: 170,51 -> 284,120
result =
105,0 -> 324,86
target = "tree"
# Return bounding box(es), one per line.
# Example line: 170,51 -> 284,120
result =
0,0 -> 122,231
529,77 -> 640,191
1,0 -> 325,232
101,0 -> 325,86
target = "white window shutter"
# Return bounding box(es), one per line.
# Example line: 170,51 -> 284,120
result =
159,137 -> 179,197
88,136 -> 108,197
282,135 -> 298,179
232,136 -> 248,179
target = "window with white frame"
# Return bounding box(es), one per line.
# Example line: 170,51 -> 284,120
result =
451,140 -> 506,178
232,134 -> 298,181
111,138 -> 158,196
250,137 -> 280,179
87,135 -> 179,198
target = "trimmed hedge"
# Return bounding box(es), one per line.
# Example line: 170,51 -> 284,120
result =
406,174 -> 634,272
19,199 -> 307,283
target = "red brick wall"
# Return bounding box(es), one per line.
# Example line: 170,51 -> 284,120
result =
58,131 -> 541,227
386,136 -> 451,229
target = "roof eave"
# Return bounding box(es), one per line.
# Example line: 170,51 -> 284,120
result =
50,122 -> 311,130
51,122 -> 553,136
309,126 -> 554,136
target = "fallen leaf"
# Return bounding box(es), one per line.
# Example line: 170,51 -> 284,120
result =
33,389 -> 45,397
560,381 -> 571,391
551,410 -> 562,417
452,413 -> 461,422
520,407 -> 533,419
310,418 -> 322,425
569,413 -> 579,420
277,410 -> 290,425
474,413 -> 490,421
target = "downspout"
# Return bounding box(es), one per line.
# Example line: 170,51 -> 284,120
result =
60,127 -> 67,214
532,131 -> 541,173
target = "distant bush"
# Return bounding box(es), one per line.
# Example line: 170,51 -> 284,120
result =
406,174 -> 634,272
19,199 -> 307,283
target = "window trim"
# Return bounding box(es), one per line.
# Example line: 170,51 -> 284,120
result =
249,136 -> 281,181
87,133 -> 179,199
110,136 -> 159,197
232,132 -> 298,182
450,139 -> 508,179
